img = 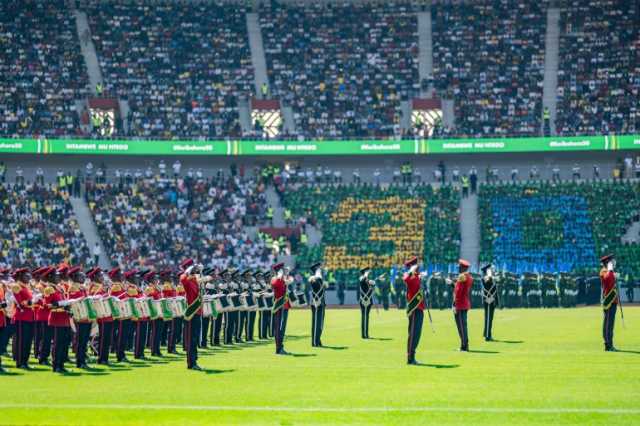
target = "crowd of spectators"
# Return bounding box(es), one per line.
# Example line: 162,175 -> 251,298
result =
282,183 -> 460,284
260,1 -> 419,139
87,1 -> 254,139
85,172 -> 273,270
0,183 -> 91,268
0,0 -> 88,138
556,0 -> 640,136
431,0 -> 546,138
479,180 -> 640,276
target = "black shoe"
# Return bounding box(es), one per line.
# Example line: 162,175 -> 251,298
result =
58,367 -> 70,374
20,364 -> 32,370
407,359 -> 418,365
168,350 -> 178,355
190,365 -> 202,371
0,366 -> 5,373
79,363 -> 89,370
118,357 -> 129,363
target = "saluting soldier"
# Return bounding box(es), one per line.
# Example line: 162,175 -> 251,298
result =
358,267 -> 376,339
481,264 -> 498,341
403,257 -> 426,365
600,254 -> 619,351
309,262 -> 327,347
271,263 -> 292,355
452,259 -> 473,351
180,259 -> 211,370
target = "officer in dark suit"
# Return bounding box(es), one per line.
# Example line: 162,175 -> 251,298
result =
358,267 -> 375,339
309,262 -> 327,347
481,264 -> 498,341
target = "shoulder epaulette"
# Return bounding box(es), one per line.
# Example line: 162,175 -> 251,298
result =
11,284 -> 21,293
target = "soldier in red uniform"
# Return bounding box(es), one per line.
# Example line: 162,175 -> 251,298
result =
144,271 -> 163,357
271,262 -> 291,355
43,267 -> 73,373
452,259 -> 473,351
600,254 -> 619,351
11,268 -> 34,369
175,277 -> 186,348
180,259 -> 210,370
161,270 -> 179,354
68,267 -> 91,369
403,257 -> 426,365
107,268 -> 128,362
32,268 -> 51,364
88,268 -> 113,365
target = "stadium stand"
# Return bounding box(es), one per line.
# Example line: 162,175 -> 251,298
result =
260,1 -> 419,139
556,0 -> 640,136
479,180 -> 640,276
87,1 -> 254,139
0,183 -> 91,267
282,183 -> 460,286
84,174 -> 273,270
432,1 -> 546,138
0,0 -> 88,138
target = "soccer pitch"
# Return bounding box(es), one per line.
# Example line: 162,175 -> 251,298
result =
1,307 -> 639,425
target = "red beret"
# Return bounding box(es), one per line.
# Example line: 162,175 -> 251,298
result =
180,259 -> 194,270
600,254 -> 614,264
86,268 -> 102,280
32,267 -> 46,278
108,267 -> 121,279
143,271 -> 156,281
57,265 -> 69,277
12,267 -> 29,278
68,266 -> 82,276
404,257 -> 418,268
123,270 -> 138,280
272,262 -> 285,272
459,259 -> 470,268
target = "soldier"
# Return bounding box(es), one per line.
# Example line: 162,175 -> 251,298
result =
145,271 -> 163,357
271,263 -> 292,355
358,267 -> 375,339
236,270 -> 251,343
246,271 -> 259,342
107,268 -> 129,362
452,259 -> 473,351
11,268 -> 34,369
403,257 -> 426,365
180,259 -> 211,370
600,254 -> 619,352
87,268 -> 113,365
259,271 -> 273,340
33,268 -> 52,365
481,264 -> 498,341
0,271 -> 7,373
209,271 -> 225,346
309,262 -> 327,347
44,267 -> 73,373
68,267 -> 91,369
161,270 -> 179,354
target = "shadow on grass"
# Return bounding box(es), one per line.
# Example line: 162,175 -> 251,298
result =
413,363 -> 460,369
284,352 -> 317,358
0,370 -> 23,376
317,345 -> 348,350
466,349 -> 499,354
615,349 -> 640,355
367,337 -> 393,341
492,339 -> 524,344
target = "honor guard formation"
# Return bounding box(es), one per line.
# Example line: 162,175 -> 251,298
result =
0,250 -> 626,372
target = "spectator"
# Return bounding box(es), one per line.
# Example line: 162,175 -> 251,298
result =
93,242 -> 101,265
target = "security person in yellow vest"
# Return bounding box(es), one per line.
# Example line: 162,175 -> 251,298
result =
461,175 -> 470,198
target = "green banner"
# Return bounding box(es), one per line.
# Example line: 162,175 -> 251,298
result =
0,135 -> 638,156
425,136 -> 608,154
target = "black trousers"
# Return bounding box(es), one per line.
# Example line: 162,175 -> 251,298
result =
75,322 -> 91,367
483,303 -> 496,339
150,319 -> 163,356
111,320 -> 121,354
134,320 -> 148,359
38,323 -> 53,362
224,312 -> 237,345
200,317 -> 210,347
454,310 -> 469,350
273,309 -> 288,353
360,303 -> 372,338
174,317 -> 183,347
184,314 -> 201,368
166,319 -> 177,353
211,315 -> 223,345
603,303 -> 617,350
116,319 -> 132,361
98,321 -> 113,363
246,311 -> 256,341
236,312 -> 247,342
311,304 -> 325,346
0,323 -> 11,356
14,321 -> 34,367
267,311 -> 274,337
33,320 -> 45,359
259,311 -> 271,339
407,310 -> 424,362
52,326 -> 71,371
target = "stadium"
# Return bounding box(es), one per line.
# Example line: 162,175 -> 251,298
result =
0,0 -> 639,424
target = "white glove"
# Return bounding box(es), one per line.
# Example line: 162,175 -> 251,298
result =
607,261 -> 614,272
409,265 -> 418,274
419,272 -> 427,278
486,269 -> 493,278
445,278 -> 453,285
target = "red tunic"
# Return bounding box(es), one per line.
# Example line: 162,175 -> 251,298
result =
271,277 -> 291,310
12,284 -> 34,322
600,269 -> 619,304
162,287 -> 176,298
180,274 -> 202,315
34,297 -> 50,322
403,273 -> 426,311
46,290 -> 71,327
454,272 -> 473,310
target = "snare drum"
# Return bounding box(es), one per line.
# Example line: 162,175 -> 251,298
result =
295,292 -> 308,307
244,293 -> 258,311
91,297 -> 111,319
256,294 -> 267,310
229,293 -> 243,311
218,294 -> 231,312
119,298 -> 133,319
70,298 -> 90,321
202,295 -> 213,317
136,298 -> 150,318
159,298 -> 173,321
107,296 -> 122,319
147,298 -> 160,320
263,294 -> 274,310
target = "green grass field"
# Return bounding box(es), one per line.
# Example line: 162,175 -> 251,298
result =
1,307 -> 639,425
